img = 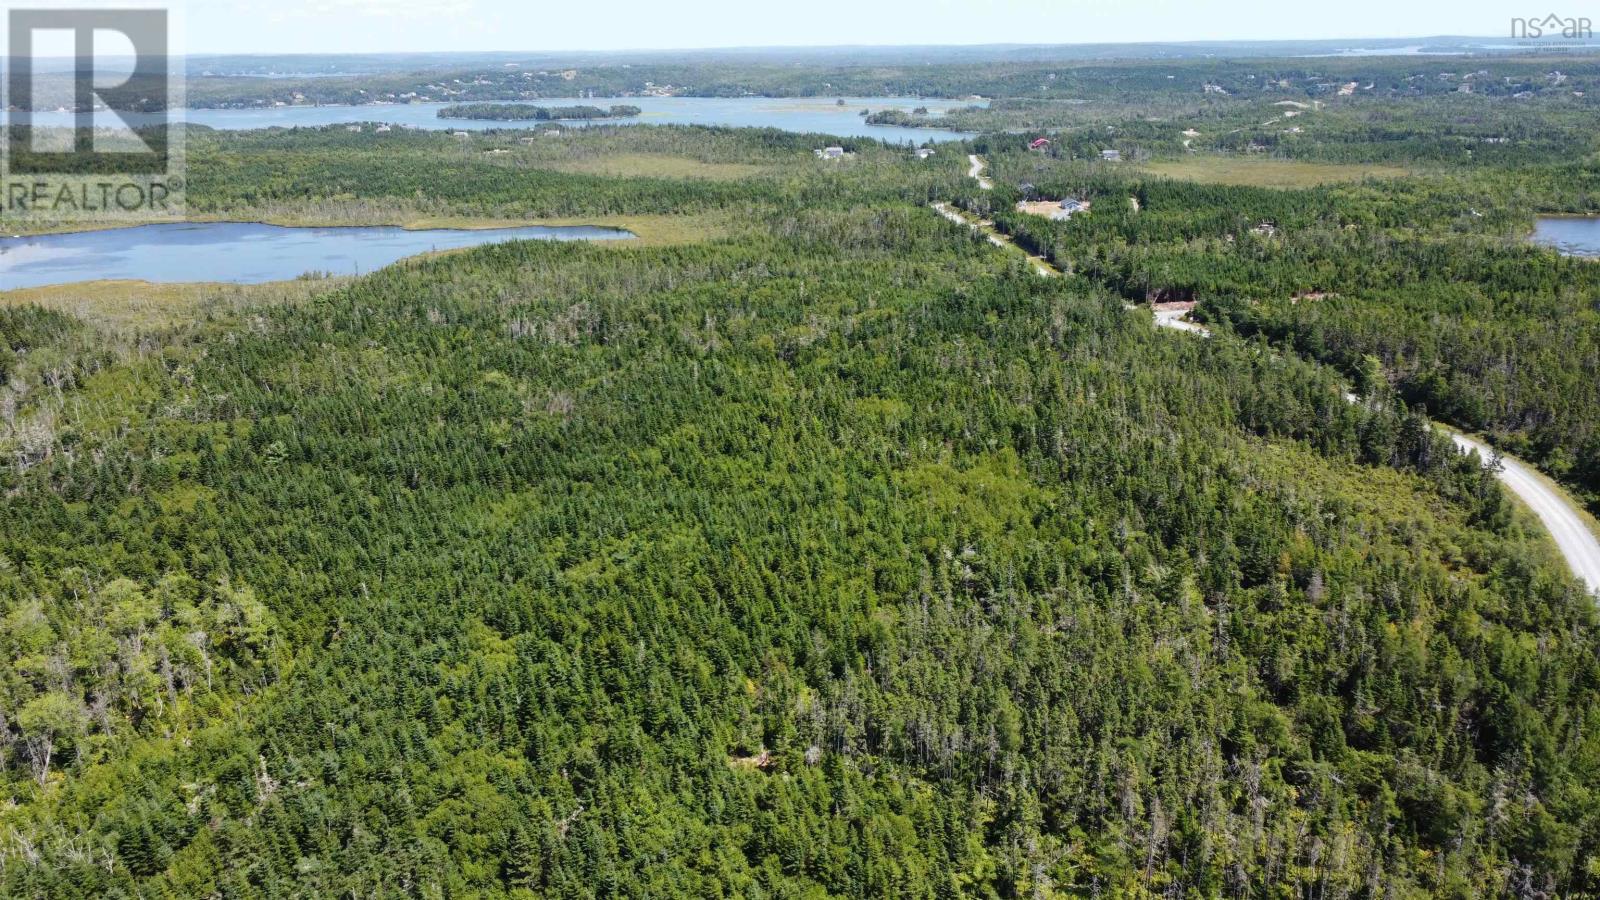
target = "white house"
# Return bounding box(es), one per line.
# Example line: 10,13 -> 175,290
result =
1051,198 -> 1091,221
1100,149 -> 1122,162
815,146 -> 846,159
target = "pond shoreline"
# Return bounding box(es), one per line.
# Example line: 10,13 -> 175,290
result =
1,220 -> 634,289
1531,214 -> 1600,257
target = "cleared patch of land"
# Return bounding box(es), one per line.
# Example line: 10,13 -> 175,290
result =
1142,156 -> 1413,188
1015,199 -> 1083,221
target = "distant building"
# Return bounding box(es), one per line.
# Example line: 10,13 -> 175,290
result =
452,131 -> 470,138
815,146 -> 846,159
375,125 -> 392,133
915,148 -> 936,159
1029,137 -> 1051,150
345,124 -> 362,133
1051,198 -> 1090,221
1100,149 -> 1122,162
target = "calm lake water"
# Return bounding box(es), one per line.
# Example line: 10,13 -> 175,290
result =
1531,216 -> 1600,257
0,222 -> 633,289
8,96 -> 978,143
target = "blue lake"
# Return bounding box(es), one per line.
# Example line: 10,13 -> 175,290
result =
1532,216 -> 1600,257
8,96 -> 978,143
0,222 -> 633,289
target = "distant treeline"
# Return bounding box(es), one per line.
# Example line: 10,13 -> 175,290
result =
183,52 -> 1600,113
437,103 -> 643,121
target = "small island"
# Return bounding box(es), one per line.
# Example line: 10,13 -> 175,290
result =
437,103 -> 644,121
863,107 -> 931,126
862,105 -> 985,130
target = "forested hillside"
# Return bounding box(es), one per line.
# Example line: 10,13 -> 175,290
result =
5,178 -> 1600,894
7,55 -> 1600,895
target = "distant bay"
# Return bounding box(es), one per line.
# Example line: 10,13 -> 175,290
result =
5,96 -> 979,143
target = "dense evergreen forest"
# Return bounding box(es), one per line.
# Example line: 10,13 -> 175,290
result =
5,53 -> 1600,897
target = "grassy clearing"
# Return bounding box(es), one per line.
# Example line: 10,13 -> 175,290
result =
537,153 -> 774,181
7,209 -> 730,247
0,278 -> 346,333
1141,156 -> 1414,188
213,209 -> 731,247
395,212 -> 734,246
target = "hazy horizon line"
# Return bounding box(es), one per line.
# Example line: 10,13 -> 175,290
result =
171,33 -> 1579,58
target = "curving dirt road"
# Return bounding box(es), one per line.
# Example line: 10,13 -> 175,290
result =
967,154 -> 993,189
944,154 -> 1599,596
1451,433 -> 1600,596
940,162 -> 1593,595
1152,307 -> 1210,336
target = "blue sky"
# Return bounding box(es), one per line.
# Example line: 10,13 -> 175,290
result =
192,0 -> 1537,54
